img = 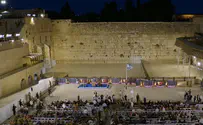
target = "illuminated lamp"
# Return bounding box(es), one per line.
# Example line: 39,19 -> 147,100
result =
193,56 -> 196,59
6,34 -> 12,38
40,14 -> 45,18
11,40 -> 14,43
15,33 -> 20,37
2,11 -> 8,14
27,14 -> 31,17
32,14 -> 36,17
197,62 -> 201,66
0,35 -> 4,38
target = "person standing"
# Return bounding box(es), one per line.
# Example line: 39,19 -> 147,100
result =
31,87 -> 33,92
36,92 -> 39,99
143,97 -> 147,105
194,96 -> 197,103
19,99 -> 22,107
136,94 -> 140,103
12,104 -> 16,116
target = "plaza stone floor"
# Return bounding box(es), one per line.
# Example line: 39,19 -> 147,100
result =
143,60 -> 203,78
48,61 -> 203,79
45,84 -> 203,104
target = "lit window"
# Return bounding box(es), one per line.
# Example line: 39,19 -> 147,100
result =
15,33 -> 20,37
6,34 -> 12,37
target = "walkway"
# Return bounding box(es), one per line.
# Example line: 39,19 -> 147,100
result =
0,86 -> 33,108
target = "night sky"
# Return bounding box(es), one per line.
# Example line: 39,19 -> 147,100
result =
6,0 -> 203,14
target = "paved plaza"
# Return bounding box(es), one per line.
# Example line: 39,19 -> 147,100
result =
144,61 -> 203,78
45,84 -> 203,104
48,60 -> 203,79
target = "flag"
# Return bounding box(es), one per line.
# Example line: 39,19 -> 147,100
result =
126,64 -> 133,70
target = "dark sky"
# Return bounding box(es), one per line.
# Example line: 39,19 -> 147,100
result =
6,0 -> 203,14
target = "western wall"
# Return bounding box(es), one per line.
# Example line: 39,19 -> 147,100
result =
52,20 -> 200,64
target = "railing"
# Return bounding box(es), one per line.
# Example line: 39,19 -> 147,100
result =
0,61 -> 43,80
141,60 -> 150,79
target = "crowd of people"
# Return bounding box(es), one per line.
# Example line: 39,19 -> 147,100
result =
6,85 -> 203,125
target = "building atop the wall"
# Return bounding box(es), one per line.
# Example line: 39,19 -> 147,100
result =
174,14 -> 203,22
0,8 -> 46,18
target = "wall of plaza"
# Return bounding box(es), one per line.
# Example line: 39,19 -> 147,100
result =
52,21 -> 200,64
0,62 -> 43,98
0,42 -> 29,75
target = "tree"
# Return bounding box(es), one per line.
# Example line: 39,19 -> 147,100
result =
46,11 -> 61,19
101,2 -> 118,21
60,1 -> 74,19
125,0 -> 135,21
73,12 -> 100,22
140,0 -> 175,21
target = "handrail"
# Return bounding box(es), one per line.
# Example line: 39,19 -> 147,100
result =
141,60 -> 150,79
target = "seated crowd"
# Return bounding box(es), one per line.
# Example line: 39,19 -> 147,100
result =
7,89 -> 203,125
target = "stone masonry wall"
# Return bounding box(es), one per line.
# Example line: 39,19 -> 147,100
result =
52,21 -> 200,64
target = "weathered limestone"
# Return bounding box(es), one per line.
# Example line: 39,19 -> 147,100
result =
0,42 -> 29,75
52,21 -> 200,64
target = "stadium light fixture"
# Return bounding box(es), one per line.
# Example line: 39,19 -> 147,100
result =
1,0 -> 6,5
